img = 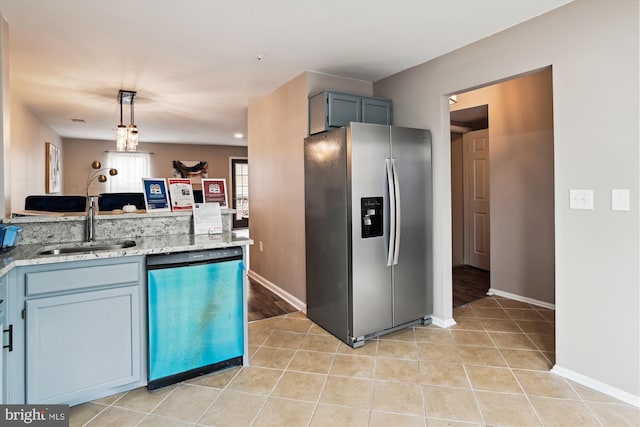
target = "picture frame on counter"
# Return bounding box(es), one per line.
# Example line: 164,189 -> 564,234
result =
142,178 -> 171,212
167,178 -> 195,211
201,178 -> 228,207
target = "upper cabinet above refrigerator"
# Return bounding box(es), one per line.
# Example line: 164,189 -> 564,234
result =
308,91 -> 392,135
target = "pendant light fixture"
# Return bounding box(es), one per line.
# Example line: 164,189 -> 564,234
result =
116,90 -> 138,152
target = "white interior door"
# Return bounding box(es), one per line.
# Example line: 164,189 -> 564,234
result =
463,129 -> 490,270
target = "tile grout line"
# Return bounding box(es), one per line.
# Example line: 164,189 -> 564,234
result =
191,362 -> 245,425
249,319 -> 300,427
410,325 -> 430,427
249,317 -> 325,427
562,379 -> 607,427
415,325 -> 434,426
468,300 -> 556,425
87,382 -> 181,427
505,366 -> 546,426
487,297 -> 549,426
206,319 -> 278,427
462,313 -> 492,427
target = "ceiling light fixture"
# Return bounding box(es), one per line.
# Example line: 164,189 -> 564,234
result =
116,90 -> 138,152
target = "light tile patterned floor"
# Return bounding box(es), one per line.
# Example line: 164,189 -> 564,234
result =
70,296 -> 640,426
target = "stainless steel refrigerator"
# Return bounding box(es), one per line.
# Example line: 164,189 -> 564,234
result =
304,122 -> 432,348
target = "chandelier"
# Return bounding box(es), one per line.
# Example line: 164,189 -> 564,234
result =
116,90 -> 139,152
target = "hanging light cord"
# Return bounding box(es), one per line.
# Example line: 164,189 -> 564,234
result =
130,96 -> 134,125
119,93 -> 124,126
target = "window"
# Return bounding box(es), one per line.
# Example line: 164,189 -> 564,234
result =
107,152 -> 151,193
231,158 -> 248,228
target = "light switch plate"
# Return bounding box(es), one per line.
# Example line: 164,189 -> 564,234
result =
570,189 -> 594,210
611,189 -> 630,211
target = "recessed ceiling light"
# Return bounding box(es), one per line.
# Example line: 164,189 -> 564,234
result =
234,133 -> 243,138
71,118 -> 86,123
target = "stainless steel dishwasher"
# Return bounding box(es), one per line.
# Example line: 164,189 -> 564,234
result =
146,247 -> 244,390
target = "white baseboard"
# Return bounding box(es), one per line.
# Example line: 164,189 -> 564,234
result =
551,365 -> 640,408
431,316 -> 457,328
487,288 -> 555,310
248,270 -> 307,313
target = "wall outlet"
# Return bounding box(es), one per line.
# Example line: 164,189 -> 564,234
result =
569,189 -> 594,210
259,241 -> 263,252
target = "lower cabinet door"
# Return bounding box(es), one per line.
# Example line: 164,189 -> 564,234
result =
26,286 -> 141,404
0,321 -> 3,404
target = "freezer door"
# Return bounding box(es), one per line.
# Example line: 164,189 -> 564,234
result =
304,129 -> 351,343
349,123 -> 393,338
390,127 -> 432,325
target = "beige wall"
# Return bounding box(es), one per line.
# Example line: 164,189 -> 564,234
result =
9,95 -> 63,213
450,132 -> 463,266
374,0 -> 638,399
61,138 -> 246,201
247,71 -> 372,302
0,17 -> 8,217
451,69 -> 555,303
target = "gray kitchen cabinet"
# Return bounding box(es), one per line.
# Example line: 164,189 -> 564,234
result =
362,96 -> 393,126
26,285 -> 141,404
4,268 -> 21,404
6,256 -> 146,405
0,273 -> 6,403
308,91 -> 392,135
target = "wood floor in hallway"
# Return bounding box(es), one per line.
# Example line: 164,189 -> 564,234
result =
248,278 -> 297,322
453,265 -> 490,308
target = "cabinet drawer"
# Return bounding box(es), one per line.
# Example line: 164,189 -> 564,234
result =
26,262 -> 140,296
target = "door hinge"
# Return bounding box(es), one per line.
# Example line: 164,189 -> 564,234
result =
22,308 -> 26,319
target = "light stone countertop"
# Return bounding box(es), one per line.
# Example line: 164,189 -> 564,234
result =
5,209 -> 235,224
0,231 -> 253,276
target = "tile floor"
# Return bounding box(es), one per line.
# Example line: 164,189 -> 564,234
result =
70,296 -> 640,426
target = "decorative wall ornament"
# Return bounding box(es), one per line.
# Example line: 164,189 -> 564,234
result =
46,142 -> 61,193
172,160 -> 209,185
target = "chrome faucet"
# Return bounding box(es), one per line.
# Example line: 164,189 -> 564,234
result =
85,160 -> 118,242
86,195 -> 95,242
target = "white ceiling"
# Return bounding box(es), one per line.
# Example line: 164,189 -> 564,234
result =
0,0 -> 572,146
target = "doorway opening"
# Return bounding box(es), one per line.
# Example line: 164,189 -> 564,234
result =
230,157 -> 249,229
451,105 -> 490,307
449,67 -> 555,310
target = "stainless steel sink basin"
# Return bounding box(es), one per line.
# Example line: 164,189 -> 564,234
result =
38,240 -> 136,256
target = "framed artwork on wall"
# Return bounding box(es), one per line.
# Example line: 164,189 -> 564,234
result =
46,142 -> 61,193
172,160 -> 208,186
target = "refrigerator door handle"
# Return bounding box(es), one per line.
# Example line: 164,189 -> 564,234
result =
391,158 -> 401,265
385,158 -> 396,266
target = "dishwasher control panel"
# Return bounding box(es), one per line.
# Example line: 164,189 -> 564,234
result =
146,246 -> 243,268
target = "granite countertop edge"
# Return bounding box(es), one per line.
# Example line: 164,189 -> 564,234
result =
0,233 -> 253,276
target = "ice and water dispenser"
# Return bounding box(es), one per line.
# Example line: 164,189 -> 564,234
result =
361,197 -> 383,238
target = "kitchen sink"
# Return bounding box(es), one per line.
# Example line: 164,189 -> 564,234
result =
38,240 -> 136,256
